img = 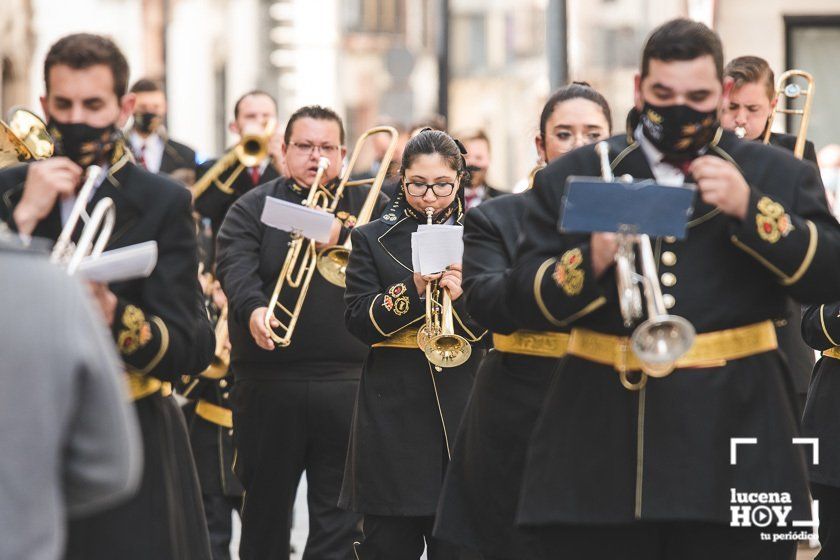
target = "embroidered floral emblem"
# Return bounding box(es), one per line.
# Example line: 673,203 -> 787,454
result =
383,212 -> 397,222
552,248 -> 585,296
384,283 -> 410,315
117,305 -> 151,355
756,196 -> 793,243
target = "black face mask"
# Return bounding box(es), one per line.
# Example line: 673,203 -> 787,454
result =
47,119 -> 120,168
639,101 -> 718,159
133,111 -> 161,134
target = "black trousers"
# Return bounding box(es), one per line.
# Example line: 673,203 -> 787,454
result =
355,514 -> 477,560
233,378 -> 361,560
530,522 -> 796,560
203,493 -> 242,560
813,482 -> 840,559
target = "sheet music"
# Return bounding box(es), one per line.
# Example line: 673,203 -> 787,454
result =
411,225 -> 463,274
260,196 -> 335,244
76,241 -> 158,283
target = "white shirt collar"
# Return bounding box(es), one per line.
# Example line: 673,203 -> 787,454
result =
129,130 -> 165,173
634,126 -> 686,187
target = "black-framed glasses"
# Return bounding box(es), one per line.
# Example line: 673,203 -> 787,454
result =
288,141 -> 341,156
404,180 -> 456,197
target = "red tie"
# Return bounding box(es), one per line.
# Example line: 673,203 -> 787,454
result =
250,167 -> 261,185
137,144 -> 147,169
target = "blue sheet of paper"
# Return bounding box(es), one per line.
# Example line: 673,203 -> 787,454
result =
559,177 -> 697,239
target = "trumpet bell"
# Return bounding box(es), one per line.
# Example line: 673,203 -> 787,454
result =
631,315 -> 696,378
316,246 -> 350,287
235,134 -> 268,168
425,333 -> 472,369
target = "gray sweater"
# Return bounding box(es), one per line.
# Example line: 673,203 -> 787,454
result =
0,243 -> 142,560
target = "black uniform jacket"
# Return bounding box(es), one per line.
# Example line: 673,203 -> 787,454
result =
339,193 -> 485,516
0,153 -> 214,382
435,191 -> 559,556
767,131 -> 819,397
160,137 -> 197,176
0,149 -> 214,560
769,131 -> 818,167
801,304 -> 840,488
195,156 -> 281,235
216,176 -> 387,379
505,129 -> 840,527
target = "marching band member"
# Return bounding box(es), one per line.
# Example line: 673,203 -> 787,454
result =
434,82 -> 612,559
0,33 -> 214,559
721,56 -> 820,417
802,305 -> 840,559
457,129 -> 503,209
195,90 -> 285,236
127,78 -> 198,184
340,129 -> 485,559
216,106 -> 386,560
721,56 -> 817,162
505,19 -> 840,558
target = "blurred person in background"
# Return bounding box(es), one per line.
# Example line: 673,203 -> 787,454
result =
456,129 -> 504,209
194,90 -> 285,237
818,144 -> 840,215
127,78 -> 197,185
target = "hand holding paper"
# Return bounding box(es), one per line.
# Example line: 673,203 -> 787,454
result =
411,224 -> 464,275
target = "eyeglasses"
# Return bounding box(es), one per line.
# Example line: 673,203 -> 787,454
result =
404,180 -> 456,198
288,142 -> 341,156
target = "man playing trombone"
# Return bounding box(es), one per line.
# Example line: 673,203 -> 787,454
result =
216,105 -> 389,559
194,90 -> 285,236
0,33 -> 215,559
504,19 -> 840,558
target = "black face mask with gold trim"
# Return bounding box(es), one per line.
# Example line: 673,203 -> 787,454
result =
639,101 -> 718,160
48,119 -> 121,168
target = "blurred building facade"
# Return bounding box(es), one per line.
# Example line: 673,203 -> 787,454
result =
2,0 -> 839,183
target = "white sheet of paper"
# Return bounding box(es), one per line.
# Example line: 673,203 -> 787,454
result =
411,226 -> 463,274
260,196 -> 335,244
77,241 -> 158,283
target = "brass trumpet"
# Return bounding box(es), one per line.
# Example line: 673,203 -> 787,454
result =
762,69 -> 814,160
416,207 -> 472,371
595,142 -> 695,389
49,165 -> 116,275
316,126 -> 399,287
192,119 -> 277,200
0,108 -> 54,168
264,157 -> 332,347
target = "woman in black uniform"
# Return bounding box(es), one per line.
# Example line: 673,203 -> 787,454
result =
340,129 -> 486,559
434,83 -> 612,559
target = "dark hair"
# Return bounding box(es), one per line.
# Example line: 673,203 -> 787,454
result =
130,78 -> 164,94
400,129 -> 469,183
283,105 -> 345,145
724,56 -> 775,100
539,81 -> 612,137
233,90 -> 278,120
44,33 -> 129,97
641,19 -> 724,80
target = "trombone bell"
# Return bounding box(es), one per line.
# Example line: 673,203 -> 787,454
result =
0,108 -> 53,168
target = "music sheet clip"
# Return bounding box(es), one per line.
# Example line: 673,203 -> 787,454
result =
411,224 -> 463,274
76,241 -> 158,283
261,196 -> 335,244
559,176 -> 697,239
